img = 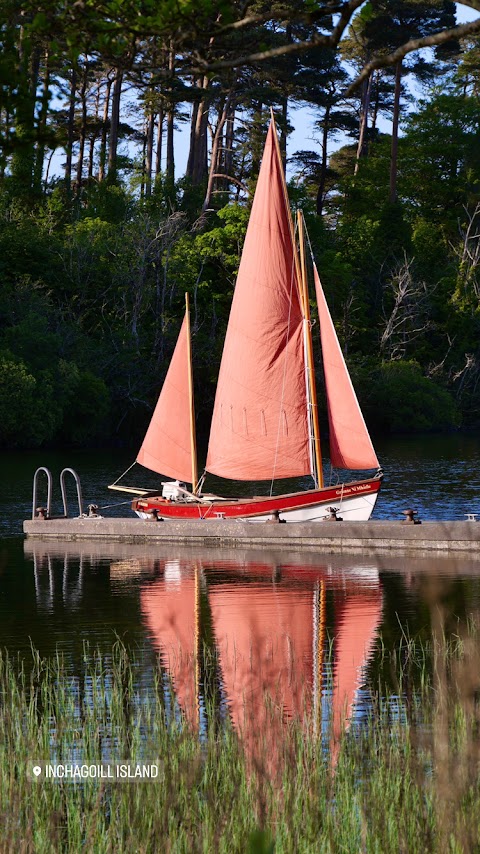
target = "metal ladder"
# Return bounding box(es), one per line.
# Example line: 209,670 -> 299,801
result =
32,467 -> 84,519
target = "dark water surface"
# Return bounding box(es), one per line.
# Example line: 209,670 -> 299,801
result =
1,435 -> 480,746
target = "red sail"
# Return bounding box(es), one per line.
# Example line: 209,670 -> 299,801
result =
314,266 -> 379,470
206,121 -> 310,481
136,315 -> 193,484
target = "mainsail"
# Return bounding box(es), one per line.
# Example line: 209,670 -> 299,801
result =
314,266 -> 379,471
206,122 -> 311,482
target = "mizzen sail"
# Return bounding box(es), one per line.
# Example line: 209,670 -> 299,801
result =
136,314 -> 194,484
206,121 -> 311,481
314,266 -> 379,470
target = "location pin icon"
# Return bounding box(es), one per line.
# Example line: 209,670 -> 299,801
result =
33,766 -> 42,777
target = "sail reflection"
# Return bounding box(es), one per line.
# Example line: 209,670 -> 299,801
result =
23,539 -> 383,764
139,554 -> 383,765
330,593 -> 382,765
141,562 -> 200,728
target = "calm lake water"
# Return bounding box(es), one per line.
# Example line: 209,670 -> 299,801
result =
1,434 -> 480,754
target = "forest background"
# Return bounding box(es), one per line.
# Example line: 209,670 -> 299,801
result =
1,0 -> 480,451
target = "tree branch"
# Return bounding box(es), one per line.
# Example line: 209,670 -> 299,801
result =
195,0 -> 365,71
193,1 -> 480,81
458,1 -> 480,12
345,18 -> 480,95
215,12 -> 277,34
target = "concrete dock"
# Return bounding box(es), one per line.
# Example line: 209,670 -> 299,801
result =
23,517 -> 480,556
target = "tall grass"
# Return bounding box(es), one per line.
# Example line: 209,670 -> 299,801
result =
0,632 -> 479,853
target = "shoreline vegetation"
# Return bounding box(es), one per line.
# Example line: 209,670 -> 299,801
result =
1,636 -> 479,853
1,8 -> 480,451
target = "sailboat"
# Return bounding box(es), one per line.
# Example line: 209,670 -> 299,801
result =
110,116 -> 382,522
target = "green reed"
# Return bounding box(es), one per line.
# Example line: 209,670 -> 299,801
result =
0,633 -> 479,854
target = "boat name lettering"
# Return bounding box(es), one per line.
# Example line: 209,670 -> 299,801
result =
335,484 -> 371,496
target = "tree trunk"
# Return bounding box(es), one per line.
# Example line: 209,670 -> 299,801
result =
140,125 -> 146,198
0,109 -> 6,178
389,60 -> 402,204
88,81 -> 101,181
65,64 -> 77,193
316,101 -> 331,217
371,70 -> 380,132
44,149 -> 55,185
155,108 -> 164,176
187,76 -> 209,185
33,48 -> 50,195
75,58 -> 89,197
166,106 -> 175,186
165,46 -> 175,187
107,68 -> 123,182
354,72 -> 372,175
279,24 -> 292,170
193,89 -> 209,184
145,109 -> 155,196
12,22 -> 40,196
250,102 -> 263,177
202,93 -> 233,211
187,97 -> 199,177
98,74 -> 112,182
223,100 -> 235,184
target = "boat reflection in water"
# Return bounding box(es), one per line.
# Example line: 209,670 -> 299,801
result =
140,553 -> 383,771
23,539 -> 382,771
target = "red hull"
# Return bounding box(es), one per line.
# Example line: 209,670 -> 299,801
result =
132,476 -> 382,522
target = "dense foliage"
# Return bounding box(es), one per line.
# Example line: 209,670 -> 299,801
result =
0,1 -> 480,448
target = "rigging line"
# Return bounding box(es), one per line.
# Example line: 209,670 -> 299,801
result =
109,460 -> 137,486
196,470 -> 207,493
98,500 -> 135,510
269,216 -> 299,498
329,463 -> 335,487
304,224 -> 317,267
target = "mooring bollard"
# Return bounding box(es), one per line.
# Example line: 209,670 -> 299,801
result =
323,507 -> 343,521
401,509 -> 421,525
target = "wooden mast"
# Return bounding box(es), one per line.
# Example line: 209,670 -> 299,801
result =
298,210 -> 324,488
185,292 -> 198,493
269,108 -> 323,487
